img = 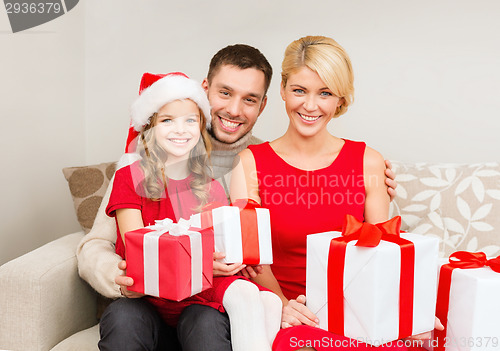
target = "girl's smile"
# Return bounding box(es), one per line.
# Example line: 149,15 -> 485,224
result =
154,99 -> 201,162
168,138 -> 191,144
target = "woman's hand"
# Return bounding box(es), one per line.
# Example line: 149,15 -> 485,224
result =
115,260 -> 145,298
238,265 -> 264,278
281,295 -> 319,328
213,252 -> 246,276
405,317 -> 444,341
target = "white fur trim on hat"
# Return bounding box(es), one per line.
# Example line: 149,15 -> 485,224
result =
130,75 -> 211,132
117,152 -> 142,170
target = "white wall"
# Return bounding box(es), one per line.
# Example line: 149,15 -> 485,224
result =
85,0 -> 500,165
1,0 -> 499,264
0,4 -> 85,265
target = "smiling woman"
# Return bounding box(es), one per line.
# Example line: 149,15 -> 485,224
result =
229,36 -> 426,351
280,36 -> 354,120
280,66 -> 343,138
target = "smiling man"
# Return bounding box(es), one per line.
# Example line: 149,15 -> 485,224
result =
204,62 -> 268,144
200,45 -> 272,195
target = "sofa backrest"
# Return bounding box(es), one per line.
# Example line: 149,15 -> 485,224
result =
390,161 -> 500,258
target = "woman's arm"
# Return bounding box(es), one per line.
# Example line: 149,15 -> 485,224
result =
230,149 -> 261,204
363,146 -> 390,223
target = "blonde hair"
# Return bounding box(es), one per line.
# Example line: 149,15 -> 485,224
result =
137,102 -> 213,211
281,35 -> 354,118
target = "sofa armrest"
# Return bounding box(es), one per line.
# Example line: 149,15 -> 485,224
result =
0,232 -> 98,351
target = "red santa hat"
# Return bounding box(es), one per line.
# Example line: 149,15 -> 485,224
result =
118,72 -> 211,169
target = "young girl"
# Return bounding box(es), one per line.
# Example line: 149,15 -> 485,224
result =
106,72 -> 282,351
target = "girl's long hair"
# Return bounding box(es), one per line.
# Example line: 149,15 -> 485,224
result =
136,104 -> 213,211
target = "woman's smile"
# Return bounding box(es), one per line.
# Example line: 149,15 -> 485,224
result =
298,113 -> 321,123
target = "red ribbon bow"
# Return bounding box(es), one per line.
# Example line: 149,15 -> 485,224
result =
435,251 -> 500,351
328,215 -> 415,339
447,251 -> 500,272
341,214 -> 402,247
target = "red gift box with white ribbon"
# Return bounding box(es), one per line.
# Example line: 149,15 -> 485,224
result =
306,215 -> 439,345
190,199 -> 273,265
125,218 -> 213,301
430,251 -> 500,351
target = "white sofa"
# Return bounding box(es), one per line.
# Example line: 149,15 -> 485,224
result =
1,161 -> 499,350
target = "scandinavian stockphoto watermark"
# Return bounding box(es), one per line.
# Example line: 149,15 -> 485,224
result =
3,0 -> 79,33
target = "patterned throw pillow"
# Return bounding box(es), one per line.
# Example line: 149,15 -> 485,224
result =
62,162 -> 116,233
389,161 -> 500,258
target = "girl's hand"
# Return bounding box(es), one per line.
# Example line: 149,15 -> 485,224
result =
281,295 -> 319,328
115,260 -> 145,298
213,252 -> 246,276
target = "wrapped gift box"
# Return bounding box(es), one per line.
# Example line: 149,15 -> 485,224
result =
306,216 -> 439,346
190,200 -> 272,265
125,218 -> 213,301
429,252 -> 500,351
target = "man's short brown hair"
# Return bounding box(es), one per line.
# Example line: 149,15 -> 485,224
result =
207,44 -> 273,96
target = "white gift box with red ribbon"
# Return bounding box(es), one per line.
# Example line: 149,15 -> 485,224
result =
190,200 -> 272,265
429,252 -> 500,351
306,216 -> 439,346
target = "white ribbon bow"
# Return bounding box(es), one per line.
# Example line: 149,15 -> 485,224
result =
148,218 -> 192,236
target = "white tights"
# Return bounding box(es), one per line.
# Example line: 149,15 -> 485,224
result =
222,279 -> 282,351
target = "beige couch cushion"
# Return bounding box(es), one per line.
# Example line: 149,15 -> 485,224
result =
62,162 -> 116,233
51,325 -> 99,351
390,161 -> 500,257
62,162 -> 117,319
